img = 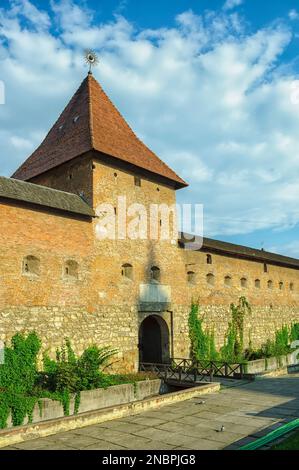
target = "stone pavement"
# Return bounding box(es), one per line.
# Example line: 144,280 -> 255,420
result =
4,373 -> 299,450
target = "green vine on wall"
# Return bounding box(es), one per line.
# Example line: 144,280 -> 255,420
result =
188,300 -> 218,362
221,297 -> 251,362
188,297 -> 299,364
0,334 -> 118,429
0,332 -> 41,428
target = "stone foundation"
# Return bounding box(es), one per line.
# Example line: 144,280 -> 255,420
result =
0,302 -> 298,372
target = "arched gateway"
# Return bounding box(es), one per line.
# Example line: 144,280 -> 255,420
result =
138,315 -> 170,364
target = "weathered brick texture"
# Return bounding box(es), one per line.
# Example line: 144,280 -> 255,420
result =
1,155 -> 299,372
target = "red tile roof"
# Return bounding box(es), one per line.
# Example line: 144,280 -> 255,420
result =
12,74 -> 187,188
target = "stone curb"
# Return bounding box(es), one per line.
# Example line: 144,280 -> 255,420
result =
0,382 -> 220,449
254,364 -> 299,379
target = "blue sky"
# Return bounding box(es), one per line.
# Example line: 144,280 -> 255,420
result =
15,0 -> 299,31
1,0 -> 299,257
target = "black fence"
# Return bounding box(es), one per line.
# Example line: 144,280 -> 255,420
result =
140,358 -> 246,384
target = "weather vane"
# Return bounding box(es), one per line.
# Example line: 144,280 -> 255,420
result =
84,49 -> 99,74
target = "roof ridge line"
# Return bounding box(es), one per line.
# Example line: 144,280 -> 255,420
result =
0,176 -> 95,217
90,75 -> 184,182
12,74 -> 187,187
180,233 -> 299,264
87,74 -> 95,149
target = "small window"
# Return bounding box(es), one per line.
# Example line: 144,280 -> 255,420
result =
65,260 -> 78,279
150,266 -> 161,283
290,282 -> 294,292
187,271 -> 196,285
264,263 -> 268,273
207,254 -> 212,265
279,282 -> 284,291
23,256 -> 40,276
224,276 -> 232,287
255,279 -> 261,289
241,277 -> 248,288
134,176 -> 141,187
268,280 -> 273,289
68,173 -> 73,180
207,273 -> 215,286
121,264 -> 133,280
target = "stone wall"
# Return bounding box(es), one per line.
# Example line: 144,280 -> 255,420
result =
4,379 -> 163,428
1,301 -> 298,373
0,155 -> 299,372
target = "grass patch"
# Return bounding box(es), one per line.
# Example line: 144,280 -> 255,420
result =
97,372 -> 158,388
272,431 -> 299,450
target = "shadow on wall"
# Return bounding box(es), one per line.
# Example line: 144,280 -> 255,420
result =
138,242 -> 172,366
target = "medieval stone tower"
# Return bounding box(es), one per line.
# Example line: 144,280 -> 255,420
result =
0,72 -> 298,372
6,73 -> 190,371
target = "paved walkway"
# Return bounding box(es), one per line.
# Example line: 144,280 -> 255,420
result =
4,374 -> 299,450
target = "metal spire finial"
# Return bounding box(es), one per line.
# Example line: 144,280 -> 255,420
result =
84,49 -> 99,74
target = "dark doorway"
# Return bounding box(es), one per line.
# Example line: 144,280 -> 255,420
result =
139,315 -> 170,364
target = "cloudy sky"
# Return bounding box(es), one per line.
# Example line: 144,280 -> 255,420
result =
1,0 -> 299,257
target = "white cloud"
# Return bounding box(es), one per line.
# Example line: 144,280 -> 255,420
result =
50,0 -> 93,31
223,0 -> 243,12
9,0 -> 50,30
0,1 -> 299,255
288,9 -> 299,21
270,241 -> 299,258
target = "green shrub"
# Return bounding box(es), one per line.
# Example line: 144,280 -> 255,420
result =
274,326 -> 289,356
0,334 -> 119,428
77,346 -> 118,390
96,372 -> 158,389
261,339 -> 276,358
188,298 -> 298,364
40,339 -> 118,413
290,323 -> 299,343
244,323 -> 298,361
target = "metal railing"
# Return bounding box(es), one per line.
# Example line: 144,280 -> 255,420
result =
140,358 -> 246,384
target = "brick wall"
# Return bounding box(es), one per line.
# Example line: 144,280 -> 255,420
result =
0,157 -> 298,371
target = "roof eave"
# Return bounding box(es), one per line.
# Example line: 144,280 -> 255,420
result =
92,149 -> 188,189
179,233 -> 299,270
0,194 -> 95,218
